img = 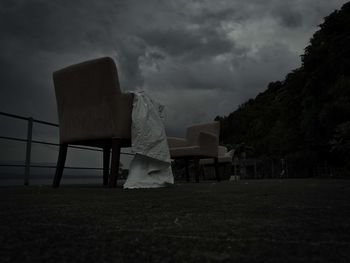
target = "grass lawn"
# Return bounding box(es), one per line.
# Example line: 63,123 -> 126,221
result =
1,179 -> 350,262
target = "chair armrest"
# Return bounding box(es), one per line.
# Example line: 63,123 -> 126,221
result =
168,137 -> 187,148
226,149 -> 235,158
198,132 -> 219,157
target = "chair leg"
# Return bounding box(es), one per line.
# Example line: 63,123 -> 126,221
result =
109,139 -> 121,188
103,146 -> 110,186
194,157 -> 200,183
185,158 -> 190,182
201,165 -> 206,180
214,157 -> 221,182
53,143 -> 68,188
222,164 -> 226,178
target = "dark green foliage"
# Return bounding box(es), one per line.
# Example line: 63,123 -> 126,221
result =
217,2 -> 350,175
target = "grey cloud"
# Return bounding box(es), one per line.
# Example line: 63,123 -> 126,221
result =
141,26 -> 236,61
139,40 -> 299,135
194,7 -> 238,23
115,36 -> 147,89
0,0 -> 348,139
272,5 -> 303,28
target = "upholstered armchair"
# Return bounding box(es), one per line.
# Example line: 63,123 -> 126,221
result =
168,122 -> 220,182
52,57 -> 133,188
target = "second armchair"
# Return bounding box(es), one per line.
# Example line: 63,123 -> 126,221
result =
168,122 -> 221,182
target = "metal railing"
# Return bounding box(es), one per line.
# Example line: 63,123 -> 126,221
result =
0,111 -> 134,185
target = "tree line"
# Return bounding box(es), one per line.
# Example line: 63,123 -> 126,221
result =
216,2 -> 350,177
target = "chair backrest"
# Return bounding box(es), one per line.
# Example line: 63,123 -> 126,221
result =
186,122 -> 220,146
53,57 -> 122,143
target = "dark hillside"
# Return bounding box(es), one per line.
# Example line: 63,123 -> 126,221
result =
216,2 -> 350,176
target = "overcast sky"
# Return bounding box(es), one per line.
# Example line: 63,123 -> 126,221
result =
0,0 -> 348,175
1,0 -> 348,136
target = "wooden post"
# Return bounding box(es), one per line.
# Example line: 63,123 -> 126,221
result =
24,117 -> 33,186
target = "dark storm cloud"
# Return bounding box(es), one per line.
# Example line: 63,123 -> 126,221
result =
140,26 -> 241,65
0,0 -> 348,139
272,5 -> 303,28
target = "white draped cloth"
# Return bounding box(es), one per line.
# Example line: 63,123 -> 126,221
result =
123,91 -> 174,189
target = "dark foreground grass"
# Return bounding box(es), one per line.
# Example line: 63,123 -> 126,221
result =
1,179 -> 350,262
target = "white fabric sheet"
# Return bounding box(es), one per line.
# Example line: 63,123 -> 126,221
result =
123,91 -> 174,189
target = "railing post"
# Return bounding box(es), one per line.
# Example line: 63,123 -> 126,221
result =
24,117 -> 33,185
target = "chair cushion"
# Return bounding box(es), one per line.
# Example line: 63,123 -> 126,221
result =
170,146 -> 201,157
167,137 -> 188,148
199,156 -> 232,165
